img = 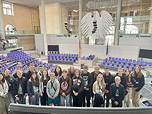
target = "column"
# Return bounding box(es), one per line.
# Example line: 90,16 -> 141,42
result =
78,0 -> 82,58
39,0 -> 47,56
114,0 -> 122,45
0,0 -> 5,39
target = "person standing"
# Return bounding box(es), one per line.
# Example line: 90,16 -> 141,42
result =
3,69 -> 14,103
47,72 -> 60,106
110,76 -> 125,107
72,69 -> 84,107
0,73 -> 9,114
81,65 -> 93,107
59,69 -> 72,106
90,66 -> 102,101
54,65 -> 62,81
124,69 -> 133,107
27,72 -> 40,105
93,74 -> 106,107
103,67 -> 113,107
131,66 -> 145,107
39,70 -> 49,105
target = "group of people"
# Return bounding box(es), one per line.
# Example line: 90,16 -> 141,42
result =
0,63 -> 145,114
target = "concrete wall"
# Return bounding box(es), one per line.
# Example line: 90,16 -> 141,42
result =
35,34 -> 139,60
119,37 -> 152,50
45,3 -> 68,34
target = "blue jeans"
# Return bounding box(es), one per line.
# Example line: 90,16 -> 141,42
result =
60,94 -> 70,106
30,93 -> 39,105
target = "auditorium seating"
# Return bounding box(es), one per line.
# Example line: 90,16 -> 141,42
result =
100,57 -> 152,71
0,51 -> 49,73
48,53 -> 78,64
81,55 -> 95,60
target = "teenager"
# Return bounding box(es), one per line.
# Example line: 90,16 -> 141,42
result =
39,69 -> 50,105
0,73 -> 9,114
47,72 -> 60,106
72,69 -> 84,107
93,74 -> 106,107
3,69 -> 14,103
27,72 -> 40,105
54,65 -> 62,80
59,69 -> 72,106
103,67 -> 113,107
81,65 -> 93,107
68,66 -> 75,79
13,70 -> 26,104
124,69 -> 133,107
37,65 -> 44,79
131,66 -> 145,107
90,66 -> 102,102
110,76 -> 125,107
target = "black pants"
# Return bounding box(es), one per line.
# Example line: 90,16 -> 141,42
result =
41,87 -> 48,105
82,90 -> 91,107
93,94 -> 104,107
112,100 -> 123,107
73,94 -> 83,107
104,92 -> 111,107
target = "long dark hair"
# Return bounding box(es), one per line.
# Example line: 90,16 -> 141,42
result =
54,65 -> 62,77
40,70 -> 49,82
0,73 -> 5,83
31,72 -> 39,87
68,66 -> 75,78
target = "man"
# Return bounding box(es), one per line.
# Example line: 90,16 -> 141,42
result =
81,65 -> 93,107
103,67 -> 113,107
110,76 -> 125,107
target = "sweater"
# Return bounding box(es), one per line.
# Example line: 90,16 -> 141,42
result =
46,79 -> 60,98
59,76 -> 72,95
0,80 -> 8,95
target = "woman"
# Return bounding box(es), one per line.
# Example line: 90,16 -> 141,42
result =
68,66 -> 75,79
54,65 -> 62,80
40,69 -> 49,105
124,69 -> 133,107
46,72 -> 60,106
93,74 -> 106,107
3,69 -> 14,103
131,66 -> 145,107
59,69 -> 72,106
0,73 -> 9,114
27,72 -> 40,105
72,69 -> 84,107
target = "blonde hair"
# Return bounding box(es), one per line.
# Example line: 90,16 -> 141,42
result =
95,74 -> 106,90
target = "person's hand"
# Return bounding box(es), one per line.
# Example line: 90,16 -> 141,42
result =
32,95 -> 35,98
50,96 -> 54,99
74,92 -> 78,96
105,90 -> 109,94
0,93 -> 5,97
40,93 -> 43,96
114,101 -> 119,105
16,96 -> 19,101
62,92 -> 66,96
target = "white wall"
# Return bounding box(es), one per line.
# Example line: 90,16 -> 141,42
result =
35,34 -> 139,60
119,37 -> 152,50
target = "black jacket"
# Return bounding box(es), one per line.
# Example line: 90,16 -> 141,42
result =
81,71 -> 93,91
72,76 -> 84,94
110,83 -> 125,102
27,80 -> 39,97
131,73 -> 145,92
4,75 -> 14,93
12,76 -> 27,96
103,72 -> 113,90
113,73 -> 127,90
